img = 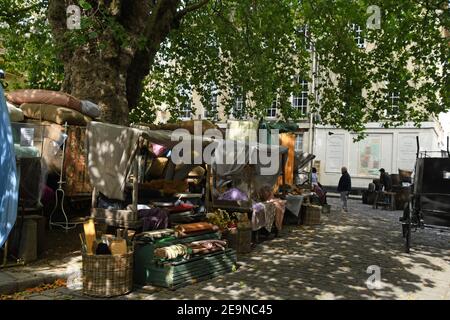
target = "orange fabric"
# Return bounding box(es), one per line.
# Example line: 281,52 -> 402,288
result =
175,222 -> 216,234
277,133 -> 295,187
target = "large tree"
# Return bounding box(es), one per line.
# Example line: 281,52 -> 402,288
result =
1,0 -> 448,133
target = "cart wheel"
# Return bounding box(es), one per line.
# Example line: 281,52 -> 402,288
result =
401,204 -> 409,238
403,203 -> 411,253
405,222 -> 411,253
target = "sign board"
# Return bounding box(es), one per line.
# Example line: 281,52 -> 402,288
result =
398,134 -> 418,171
325,134 -> 344,173
358,136 -> 382,176
20,127 -> 34,147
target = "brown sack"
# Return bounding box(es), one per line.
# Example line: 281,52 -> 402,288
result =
6,89 -> 82,113
21,103 -> 91,126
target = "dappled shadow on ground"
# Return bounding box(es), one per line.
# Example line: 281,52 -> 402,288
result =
135,198 -> 449,300
20,199 -> 450,300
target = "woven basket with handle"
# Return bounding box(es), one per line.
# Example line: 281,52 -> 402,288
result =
82,250 -> 133,297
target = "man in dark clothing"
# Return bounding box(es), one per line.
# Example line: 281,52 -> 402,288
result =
337,166 -> 352,212
379,168 -> 392,191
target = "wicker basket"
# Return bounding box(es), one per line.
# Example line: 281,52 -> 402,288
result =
82,251 -> 133,297
225,227 -> 252,253
301,204 -> 321,225
322,204 -> 331,214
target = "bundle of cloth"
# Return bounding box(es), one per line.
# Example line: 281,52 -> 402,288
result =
187,240 -> 227,254
252,185 -> 286,233
154,244 -> 189,260
153,240 -> 227,260
174,222 -> 219,237
5,89 -> 101,126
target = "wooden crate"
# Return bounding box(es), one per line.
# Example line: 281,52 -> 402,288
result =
145,249 -> 237,290
301,204 -> 321,225
133,232 -> 237,289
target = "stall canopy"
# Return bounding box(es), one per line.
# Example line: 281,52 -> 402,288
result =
0,86 -> 19,248
87,121 -> 288,201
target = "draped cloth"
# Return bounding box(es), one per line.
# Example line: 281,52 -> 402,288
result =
0,86 -> 19,248
87,122 -> 143,200
252,199 -> 286,232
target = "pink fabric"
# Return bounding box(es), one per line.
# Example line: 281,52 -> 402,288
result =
152,144 -> 167,157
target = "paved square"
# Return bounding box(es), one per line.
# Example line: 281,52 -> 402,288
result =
21,199 -> 450,300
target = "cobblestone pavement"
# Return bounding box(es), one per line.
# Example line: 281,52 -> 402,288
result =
24,199 -> 450,300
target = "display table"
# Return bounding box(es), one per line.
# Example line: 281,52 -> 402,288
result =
373,191 -> 396,211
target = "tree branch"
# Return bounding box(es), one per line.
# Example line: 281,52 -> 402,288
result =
175,0 -> 209,20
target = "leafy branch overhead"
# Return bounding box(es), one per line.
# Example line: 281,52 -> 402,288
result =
1,0 -> 448,132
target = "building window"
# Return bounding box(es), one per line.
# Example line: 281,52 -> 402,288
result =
266,99 -> 277,118
179,103 -> 192,120
298,25 -> 312,51
352,24 -> 365,48
204,91 -> 218,119
292,78 -> 309,115
388,91 -> 400,112
295,134 -> 303,152
233,95 -> 244,118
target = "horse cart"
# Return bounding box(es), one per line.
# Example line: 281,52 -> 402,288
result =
401,137 -> 450,253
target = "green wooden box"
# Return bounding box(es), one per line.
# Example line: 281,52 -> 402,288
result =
134,233 -> 237,289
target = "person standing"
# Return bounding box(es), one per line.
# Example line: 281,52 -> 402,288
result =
337,166 -> 351,212
379,168 -> 392,191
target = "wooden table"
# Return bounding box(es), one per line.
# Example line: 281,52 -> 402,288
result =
373,191 -> 396,211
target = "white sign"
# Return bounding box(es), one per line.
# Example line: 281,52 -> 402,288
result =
398,134 -> 418,171
20,127 -> 34,147
325,134 -> 344,173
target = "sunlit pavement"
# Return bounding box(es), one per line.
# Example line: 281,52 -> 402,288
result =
24,199 -> 450,300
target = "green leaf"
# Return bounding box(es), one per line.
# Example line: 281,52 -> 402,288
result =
78,0 -> 92,10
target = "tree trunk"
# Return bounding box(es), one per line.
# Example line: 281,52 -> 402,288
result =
47,0 -> 186,125
62,47 -> 130,124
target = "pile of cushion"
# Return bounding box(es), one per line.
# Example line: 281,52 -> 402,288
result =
5,89 -> 101,125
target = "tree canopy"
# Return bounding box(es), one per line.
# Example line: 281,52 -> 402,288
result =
1,0 -> 448,134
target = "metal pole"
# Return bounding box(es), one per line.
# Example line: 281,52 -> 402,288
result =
309,43 -> 318,174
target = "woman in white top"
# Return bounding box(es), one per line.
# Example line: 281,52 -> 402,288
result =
311,167 -> 319,186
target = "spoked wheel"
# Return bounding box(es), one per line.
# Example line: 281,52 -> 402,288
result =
405,220 -> 411,253
402,202 -> 412,253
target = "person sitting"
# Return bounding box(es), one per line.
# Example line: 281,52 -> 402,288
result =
379,168 -> 393,206
311,167 -> 327,205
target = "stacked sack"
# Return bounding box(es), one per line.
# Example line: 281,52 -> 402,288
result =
5,89 -> 101,125
5,89 -> 101,177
